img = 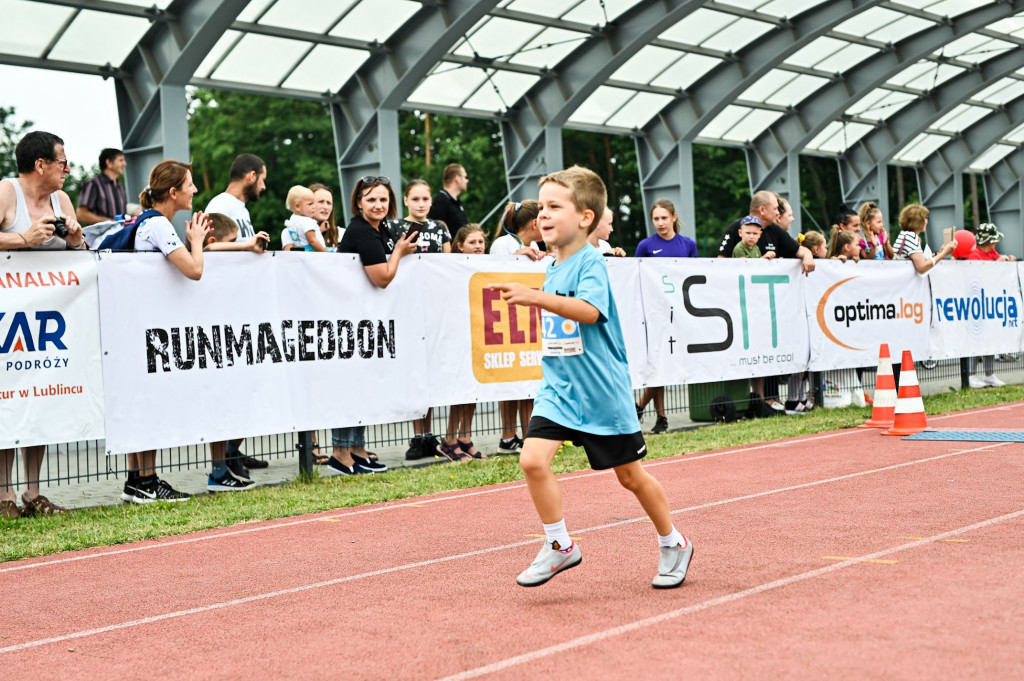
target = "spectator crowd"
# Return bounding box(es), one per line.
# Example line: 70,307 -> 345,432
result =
1,129 -> 1016,518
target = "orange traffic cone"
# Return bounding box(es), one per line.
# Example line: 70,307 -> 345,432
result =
882,350 -> 928,436
860,343 -> 897,429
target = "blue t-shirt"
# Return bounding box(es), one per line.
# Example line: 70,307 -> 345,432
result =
635,233 -> 698,258
532,244 -> 640,435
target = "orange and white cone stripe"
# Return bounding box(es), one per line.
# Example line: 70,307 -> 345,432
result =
883,350 -> 928,436
861,343 -> 897,429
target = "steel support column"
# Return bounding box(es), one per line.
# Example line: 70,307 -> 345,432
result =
840,162 -> 889,228
983,152 -> 1024,258
636,137 -> 695,240
115,0 -> 248,205
332,0 -> 500,222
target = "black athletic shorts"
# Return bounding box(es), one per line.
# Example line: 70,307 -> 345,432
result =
525,416 -> 648,470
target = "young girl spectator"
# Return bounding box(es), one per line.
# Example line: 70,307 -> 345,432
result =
893,204 -> 955,274
121,160 -> 211,503
587,207 -> 626,256
635,199 -> 697,433
438,224 -> 489,461
826,228 -> 861,261
799,230 -> 827,258
858,201 -> 893,260
399,179 -> 451,253
283,185 -> 328,252
310,183 -> 339,251
490,200 -> 543,259
397,180 -> 453,461
325,176 -> 418,475
491,200 -> 543,454
829,206 -> 861,260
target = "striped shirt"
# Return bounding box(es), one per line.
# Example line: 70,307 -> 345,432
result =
78,173 -> 127,222
892,230 -> 922,259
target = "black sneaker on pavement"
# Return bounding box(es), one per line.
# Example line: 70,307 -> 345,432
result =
241,454 -> 268,469
405,436 -> 425,460
352,454 -> 388,473
225,457 -> 251,482
321,457 -> 367,476
154,478 -> 192,501
208,471 -> 256,492
421,435 -> 441,460
497,437 -> 522,455
651,415 -> 669,434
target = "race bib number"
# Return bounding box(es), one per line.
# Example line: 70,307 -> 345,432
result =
542,310 -> 584,356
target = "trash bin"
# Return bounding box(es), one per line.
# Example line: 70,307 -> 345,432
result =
688,380 -> 750,422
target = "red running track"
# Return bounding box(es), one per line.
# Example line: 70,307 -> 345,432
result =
3,403 -> 1023,680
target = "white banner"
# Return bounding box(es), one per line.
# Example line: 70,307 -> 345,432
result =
415,254 -> 649,408
0,252 -> 104,447
928,261 -> 1023,359
804,260 -> 931,370
639,258 -> 810,383
98,252 -> 428,453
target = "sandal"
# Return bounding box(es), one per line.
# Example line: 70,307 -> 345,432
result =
20,494 -> 66,517
439,440 -> 472,462
457,440 -> 486,459
311,444 -> 329,466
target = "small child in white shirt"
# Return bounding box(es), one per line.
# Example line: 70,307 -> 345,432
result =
283,185 -> 327,252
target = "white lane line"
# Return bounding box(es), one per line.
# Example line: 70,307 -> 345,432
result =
0,442 -> 1008,655
1,429 -> 869,574
434,508 -> 1024,681
4,402 -> 1017,574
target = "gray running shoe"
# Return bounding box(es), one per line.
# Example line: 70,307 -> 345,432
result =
516,540 -> 582,587
652,541 -> 693,589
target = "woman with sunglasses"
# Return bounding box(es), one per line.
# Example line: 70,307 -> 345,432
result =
323,176 -> 418,476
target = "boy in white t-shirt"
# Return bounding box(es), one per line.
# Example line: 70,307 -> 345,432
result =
283,185 -> 328,252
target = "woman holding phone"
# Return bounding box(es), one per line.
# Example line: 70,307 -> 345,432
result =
323,176 -> 418,476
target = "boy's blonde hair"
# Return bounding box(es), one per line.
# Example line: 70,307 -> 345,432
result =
539,165 -> 607,234
285,185 -> 314,212
207,213 -> 239,243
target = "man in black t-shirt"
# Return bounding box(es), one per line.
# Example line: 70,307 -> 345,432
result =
718,190 -> 814,274
427,163 -> 468,237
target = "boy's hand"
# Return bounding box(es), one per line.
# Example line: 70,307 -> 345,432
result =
761,251 -> 776,260
489,282 -> 537,307
251,231 -> 270,253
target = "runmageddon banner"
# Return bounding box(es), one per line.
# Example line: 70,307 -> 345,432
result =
97,253 -> 426,454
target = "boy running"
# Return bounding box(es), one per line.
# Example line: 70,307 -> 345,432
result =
490,166 -> 692,589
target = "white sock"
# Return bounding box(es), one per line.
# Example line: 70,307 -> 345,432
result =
542,519 -> 572,551
658,528 -> 687,549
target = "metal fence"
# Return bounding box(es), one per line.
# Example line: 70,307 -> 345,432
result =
5,353 -> 1020,490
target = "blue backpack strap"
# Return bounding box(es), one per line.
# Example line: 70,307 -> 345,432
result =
99,209 -> 163,251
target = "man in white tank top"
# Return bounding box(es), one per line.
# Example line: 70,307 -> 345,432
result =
0,131 -> 83,519
0,130 -> 85,252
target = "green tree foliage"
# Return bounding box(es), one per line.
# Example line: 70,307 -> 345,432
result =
398,111 -> 507,232
0,106 -> 30,180
187,89 -> 336,248
692,144 -> 751,255
562,129 -> 643,253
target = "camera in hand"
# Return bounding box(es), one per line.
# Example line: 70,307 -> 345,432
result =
51,216 -> 68,239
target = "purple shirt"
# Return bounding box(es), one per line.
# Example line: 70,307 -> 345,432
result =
635,233 -> 698,258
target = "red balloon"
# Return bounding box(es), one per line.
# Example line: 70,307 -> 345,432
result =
953,229 -> 976,259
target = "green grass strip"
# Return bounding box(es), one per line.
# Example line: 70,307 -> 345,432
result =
2,386 -> 1021,563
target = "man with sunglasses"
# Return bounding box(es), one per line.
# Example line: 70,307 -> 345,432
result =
0,130 -> 85,519
427,163 -> 469,238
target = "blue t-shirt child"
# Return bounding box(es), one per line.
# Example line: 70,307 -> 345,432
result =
532,244 -> 640,435
635,233 -> 698,258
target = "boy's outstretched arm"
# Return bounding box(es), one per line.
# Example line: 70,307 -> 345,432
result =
489,282 -> 600,324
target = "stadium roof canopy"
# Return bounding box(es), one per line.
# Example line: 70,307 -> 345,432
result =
6,0 -> 1024,249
